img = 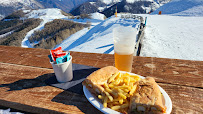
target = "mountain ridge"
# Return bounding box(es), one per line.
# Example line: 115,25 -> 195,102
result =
70,0 -> 171,16
0,0 -> 96,17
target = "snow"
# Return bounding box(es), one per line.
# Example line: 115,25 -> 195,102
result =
152,0 -> 203,16
98,7 -> 105,12
0,31 -> 14,39
26,8 -> 66,19
100,0 -> 122,5
140,14 -> 203,61
91,12 -> 105,20
0,14 -> 3,19
0,108 -> 23,114
55,15 -> 140,54
139,0 -> 203,61
172,5 -> 203,16
89,2 -> 95,5
23,9 -> 31,13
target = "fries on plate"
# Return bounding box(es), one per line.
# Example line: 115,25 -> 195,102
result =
82,66 -> 167,114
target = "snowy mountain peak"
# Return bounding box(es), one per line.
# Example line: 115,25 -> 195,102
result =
0,0 -> 19,5
0,0 -> 34,6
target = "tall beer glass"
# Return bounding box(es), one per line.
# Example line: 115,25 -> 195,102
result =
113,26 -> 137,72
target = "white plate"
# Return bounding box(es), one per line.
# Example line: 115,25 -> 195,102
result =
83,71 -> 172,114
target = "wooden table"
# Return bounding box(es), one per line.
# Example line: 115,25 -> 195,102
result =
0,45 -> 202,114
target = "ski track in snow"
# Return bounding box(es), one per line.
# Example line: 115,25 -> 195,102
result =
21,20 -> 47,48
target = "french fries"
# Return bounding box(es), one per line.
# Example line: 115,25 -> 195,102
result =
98,72 -> 140,112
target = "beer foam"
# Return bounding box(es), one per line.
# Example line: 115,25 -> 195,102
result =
113,26 -> 137,55
114,43 -> 135,55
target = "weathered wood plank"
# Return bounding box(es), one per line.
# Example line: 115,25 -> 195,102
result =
0,63 -> 101,114
0,45 -> 52,68
133,57 -> 203,88
0,45 -> 203,88
158,83 -> 203,114
0,45 -> 112,69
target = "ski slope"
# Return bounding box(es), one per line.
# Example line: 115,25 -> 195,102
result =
55,16 -> 140,54
140,0 -> 203,61
140,14 -> 203,61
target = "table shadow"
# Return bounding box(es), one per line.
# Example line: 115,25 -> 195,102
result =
45,67 -> 99,94
48,67 -> 101,114
0,73 -> 55,91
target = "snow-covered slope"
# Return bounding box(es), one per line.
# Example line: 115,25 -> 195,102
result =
25,8 -> 66,19
91,12 -> 106,20
152,0 -> 203,16
140,14 -> 203,61
55,15 -> 140,54
140,0 -> 203,61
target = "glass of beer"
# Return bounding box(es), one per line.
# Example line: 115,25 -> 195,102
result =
113,26 -> 137,72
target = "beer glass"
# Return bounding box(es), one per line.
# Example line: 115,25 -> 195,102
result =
113,26 -> 137,72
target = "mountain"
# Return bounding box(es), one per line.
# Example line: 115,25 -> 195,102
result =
70,2 -> 98,16
0,0 -> 43,17
0,0 -> 171,18
36,0 -> 97,14
0,0 -> 96,17
70,0 -> 120,15
70,0 -> 171,17
70,1 -> 108,15
102,0 -> 152,17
